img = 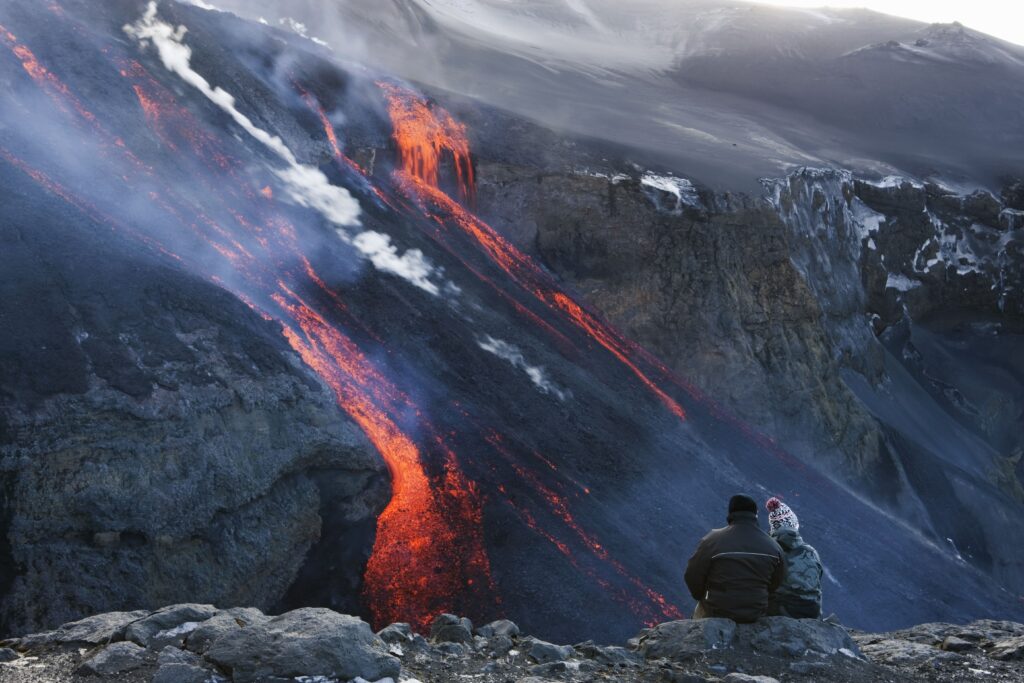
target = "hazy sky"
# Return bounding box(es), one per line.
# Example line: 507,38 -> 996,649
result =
749,0 -> 1024,46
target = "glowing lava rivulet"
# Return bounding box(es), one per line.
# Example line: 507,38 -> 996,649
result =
1,2 -> 700,634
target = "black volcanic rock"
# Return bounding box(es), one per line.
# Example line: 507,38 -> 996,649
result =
1,0 -> 1022,646
0,169 -> 388,635
5,605 -> 1024,682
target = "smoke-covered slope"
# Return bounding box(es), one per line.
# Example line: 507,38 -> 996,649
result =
1,0 -> 1022,644
210,0 -> 1024,192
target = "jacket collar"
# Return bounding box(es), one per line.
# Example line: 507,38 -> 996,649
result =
727,510 -> 759,525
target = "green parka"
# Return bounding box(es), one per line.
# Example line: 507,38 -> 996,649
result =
769,527 -> 823,618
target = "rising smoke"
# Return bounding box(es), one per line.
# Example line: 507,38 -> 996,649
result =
124,1 -> 444,296
477,335 -> 570,401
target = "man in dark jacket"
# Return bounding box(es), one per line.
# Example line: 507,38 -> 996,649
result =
684,494 -> 786,622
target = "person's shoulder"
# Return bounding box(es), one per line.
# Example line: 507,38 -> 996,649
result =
794,540 -> 820,559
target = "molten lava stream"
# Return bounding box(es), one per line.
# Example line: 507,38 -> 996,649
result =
379,82 -> 475,206
486,432 -> 683,623
272,287 -> 496,629
379,82 -> 686,420
8,18 -> 496,630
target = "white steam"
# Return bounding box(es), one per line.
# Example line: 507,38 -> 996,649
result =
124,2 -> 442,296
477,336 -> 569,401
352,232 -> 439,295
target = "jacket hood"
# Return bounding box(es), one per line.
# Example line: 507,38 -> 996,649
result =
771,526 -> 803,549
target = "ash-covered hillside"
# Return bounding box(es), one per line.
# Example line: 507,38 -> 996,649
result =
0,0 -> 1021,647
214,0 -> 1024,191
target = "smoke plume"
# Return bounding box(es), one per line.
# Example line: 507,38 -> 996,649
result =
124,1 -> 443,296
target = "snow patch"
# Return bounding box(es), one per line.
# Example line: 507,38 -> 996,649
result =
885,273 -> 921,292
851,202 -> 885,241
477,336 -> 569,401
573,168 -> 630,184
946,537 -> 966,563
280,17 -> 329,46
182,0 -> 219,10
864,175 -> 924,190
640,172 -> 701,212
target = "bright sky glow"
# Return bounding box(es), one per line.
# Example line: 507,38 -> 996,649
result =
748,0 -> 1024,47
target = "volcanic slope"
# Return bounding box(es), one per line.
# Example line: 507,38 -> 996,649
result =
211,0 -> 1024,192
0,0 -> 1020,643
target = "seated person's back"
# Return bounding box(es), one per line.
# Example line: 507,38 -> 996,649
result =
684,494 -> 785,623
765,497 -> 823,619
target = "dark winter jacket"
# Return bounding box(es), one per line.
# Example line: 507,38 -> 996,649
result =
684,511 -> 786,623
768,527 -> 823,619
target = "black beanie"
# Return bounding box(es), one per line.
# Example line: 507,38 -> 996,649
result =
728,494 -> 758,515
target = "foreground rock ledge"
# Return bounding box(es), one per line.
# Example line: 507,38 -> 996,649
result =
1,605 -> 1023,682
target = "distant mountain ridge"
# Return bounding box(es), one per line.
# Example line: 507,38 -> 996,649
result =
210,0 -> 1024,191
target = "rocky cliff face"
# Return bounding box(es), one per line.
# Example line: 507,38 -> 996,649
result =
0,194 -> 389,634
475,166 -> 884,480
468,154 -> 1024,597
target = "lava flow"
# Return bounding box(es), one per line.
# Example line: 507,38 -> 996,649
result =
379,81 -> 476,206
3,15 -> 494,631
380,83 -> 687,421
379,82 -> 686,622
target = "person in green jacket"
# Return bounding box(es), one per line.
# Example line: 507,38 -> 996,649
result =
764,497 -> 823,619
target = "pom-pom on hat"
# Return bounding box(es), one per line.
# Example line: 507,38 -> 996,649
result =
766,497 -> 799,533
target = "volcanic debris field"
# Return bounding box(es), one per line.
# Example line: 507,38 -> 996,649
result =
0,0 -> 1023,668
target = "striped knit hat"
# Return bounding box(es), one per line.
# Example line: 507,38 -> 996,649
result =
766,497 -> 799,533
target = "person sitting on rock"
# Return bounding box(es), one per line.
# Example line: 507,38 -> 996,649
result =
764,497 -> 823,619
684,494 -> 786,622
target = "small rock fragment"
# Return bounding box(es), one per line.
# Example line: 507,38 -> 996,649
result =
377,623 -> 413,645
476,619 -> 520,638
989,636 -> 1024,661
77,641 -> 148,675
528,638 -> 574,663
724,674 -> 780,683
941,636 -> 975,652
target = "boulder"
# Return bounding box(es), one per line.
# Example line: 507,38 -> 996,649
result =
527,638 -> 575,663
486,634 -> 515,657
859,638 -> 942,665
0,648 -> 17,662
639,619 -> 736,660
76,641 -> 149,676
724,675 -> 780,683
989,636 -> 1024,661
19,610 -> 149,647
574,641 -> 640,667
435,642 -> 469,656
204,608 -> 399,683
152,646 -> 213,683
640,617 -> 859,662
125,604 -> 218,648
477,619 -> 520,638
941,635 -> 975,652
430,614 -> 473,644
741,617 -> 860,658
530,661 -> 569,676
183,607 -> 269,655
377,622 -> 414,644
789,660 -> 831,675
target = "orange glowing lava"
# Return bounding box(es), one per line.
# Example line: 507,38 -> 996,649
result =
379,82 -> 475,205
394,169 -> 687,420
273,287 -> 494,628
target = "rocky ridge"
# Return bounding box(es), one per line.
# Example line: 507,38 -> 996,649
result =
1,604 -> 1023,683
